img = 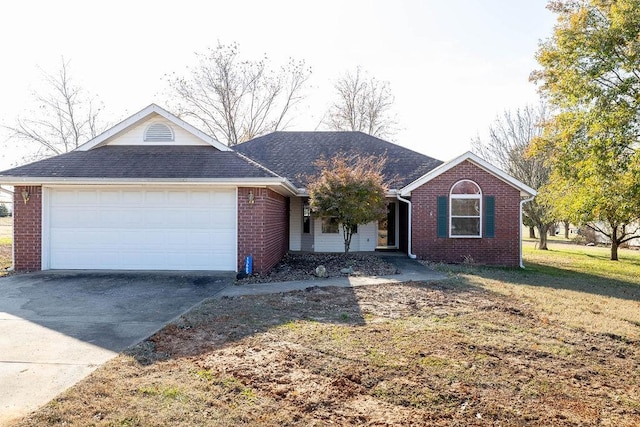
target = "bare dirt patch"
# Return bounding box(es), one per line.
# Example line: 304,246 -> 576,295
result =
14,280 -> 640,426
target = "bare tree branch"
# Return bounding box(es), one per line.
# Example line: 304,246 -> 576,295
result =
472,103 -> 556,249
3,57 -> 107,160
164,43 -> 311,146
324,67 -> 397,139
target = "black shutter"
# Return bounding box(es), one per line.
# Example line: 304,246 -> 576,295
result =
437,196 -> 448,238
484,196 -> 495,238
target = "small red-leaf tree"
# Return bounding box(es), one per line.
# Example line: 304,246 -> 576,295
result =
307,153 -> 388,253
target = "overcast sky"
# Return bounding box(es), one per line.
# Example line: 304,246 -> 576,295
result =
0,0 -> 556,170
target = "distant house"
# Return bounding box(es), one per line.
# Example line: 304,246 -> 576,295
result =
0,104 -> 536,272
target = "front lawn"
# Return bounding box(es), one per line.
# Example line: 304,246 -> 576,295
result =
0,216 -> 13,275
12,244 -> 640,426
0,240 -> 12,276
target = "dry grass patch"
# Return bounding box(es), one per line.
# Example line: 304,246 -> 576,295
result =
0,216 -> 13,275
0,216 -> 12,236
13,269 -> 640,426
0,242 -> 11,276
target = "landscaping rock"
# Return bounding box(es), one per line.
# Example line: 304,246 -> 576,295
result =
236,252 -> 398,284
340,266 -> 354,275
315,265 -> 327,278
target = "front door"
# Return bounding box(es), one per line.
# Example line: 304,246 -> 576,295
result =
377,202 -> 397,248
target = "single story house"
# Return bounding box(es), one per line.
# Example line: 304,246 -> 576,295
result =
0,104 -> 536,273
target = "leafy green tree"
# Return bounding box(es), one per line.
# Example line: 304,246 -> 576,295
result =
307,153 -> 388,253
0,203 -> 9,217
531,0 -> 640,260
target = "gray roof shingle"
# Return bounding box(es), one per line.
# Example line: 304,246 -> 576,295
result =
234,131 -> 443,188
0,146 -> 278,179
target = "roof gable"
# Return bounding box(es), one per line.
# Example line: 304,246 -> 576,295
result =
77,104 -> 231,152
401,151 -> 537,197
235,131 -> 443,188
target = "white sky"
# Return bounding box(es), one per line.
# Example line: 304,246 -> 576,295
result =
0,0 -> 556,170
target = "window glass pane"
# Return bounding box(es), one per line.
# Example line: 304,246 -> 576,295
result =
451,218 -> 480,236
451,180 -> 481,194
451,199 -> 480,216
322,217 -> 339,233
303,204 -> 311,234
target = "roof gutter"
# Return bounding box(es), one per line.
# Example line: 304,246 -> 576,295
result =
520,195 -> 536,269
0,176 -> 298,191
396,193 -> 417,259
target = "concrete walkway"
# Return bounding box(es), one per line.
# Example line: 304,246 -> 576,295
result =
0,258 -> 444,425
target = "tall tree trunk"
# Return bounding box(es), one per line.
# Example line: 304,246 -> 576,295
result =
529,226 -> 536,238
538,224 -> 549,250
610,226 -> 619,261
563,220 -> 570,239
343,226 -> 352,254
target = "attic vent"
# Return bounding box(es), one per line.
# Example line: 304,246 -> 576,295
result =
144,123 -> 174,142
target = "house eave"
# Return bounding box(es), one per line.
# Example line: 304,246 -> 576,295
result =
291,188 -> 400,198
400,151 -> 537,198
0,176 -> 298,194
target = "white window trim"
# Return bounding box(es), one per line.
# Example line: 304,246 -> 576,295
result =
449,179 -> 482,238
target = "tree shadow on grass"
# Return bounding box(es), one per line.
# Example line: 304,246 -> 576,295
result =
466,261 -> 640,303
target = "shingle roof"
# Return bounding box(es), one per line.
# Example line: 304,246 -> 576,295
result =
0,146 -> 278,179
234,131 -> 444,188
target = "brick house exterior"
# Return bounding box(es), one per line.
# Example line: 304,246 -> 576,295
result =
411,161 -> 521,266
237,187 -> 289,273
0,104 -> 536,273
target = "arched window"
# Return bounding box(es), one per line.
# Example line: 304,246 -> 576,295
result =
449,180 -> 481,237
144,122 -> 174,142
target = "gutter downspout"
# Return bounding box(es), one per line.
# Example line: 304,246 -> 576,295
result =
396,193 -> 417,259
519,195 -> 536,269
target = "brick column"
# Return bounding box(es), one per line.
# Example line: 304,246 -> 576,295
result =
237,187 -> 288,273
13,186 -> 42,271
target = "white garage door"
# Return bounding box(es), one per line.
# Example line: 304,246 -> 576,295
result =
45,188 -> 236,270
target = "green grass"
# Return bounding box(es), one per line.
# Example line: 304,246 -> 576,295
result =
0,236 -> 12,245
523,240 -> 640,284
439,241 -> 640,342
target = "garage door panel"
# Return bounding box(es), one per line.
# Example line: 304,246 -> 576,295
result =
48,188 -> 237,270
77,191 -> 99,204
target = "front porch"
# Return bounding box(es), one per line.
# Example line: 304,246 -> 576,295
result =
289,198 -> 410,255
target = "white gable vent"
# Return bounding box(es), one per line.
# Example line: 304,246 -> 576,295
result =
144,122 -> 174,142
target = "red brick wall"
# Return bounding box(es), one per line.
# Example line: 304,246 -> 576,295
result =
13,186 -> 42,271
237,187 -> 289,273
411,161 -> 521,267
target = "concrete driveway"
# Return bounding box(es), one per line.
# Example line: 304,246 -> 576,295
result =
0,270 -> 232,425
